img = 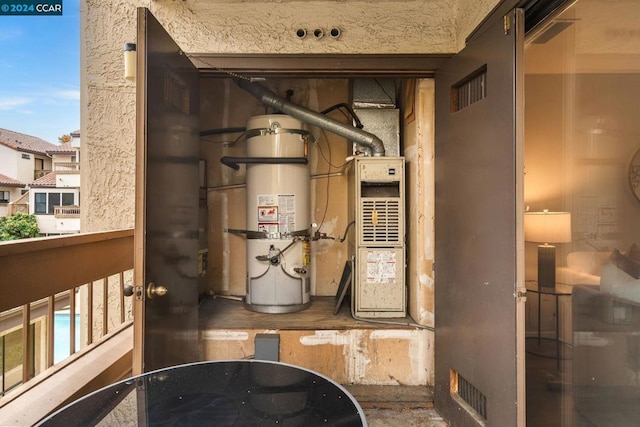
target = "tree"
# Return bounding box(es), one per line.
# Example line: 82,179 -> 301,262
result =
58,134 -> 71,143
0,213 -> 40,241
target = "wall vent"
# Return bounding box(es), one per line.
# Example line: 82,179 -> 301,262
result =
164,71 -> 190,113
451,66 -> 487,112
450,369 -> 488,425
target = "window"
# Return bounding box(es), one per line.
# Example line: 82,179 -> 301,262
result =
35,193 -> 46,214
21,153 -> 30,160
48,193 -> 60,214
0,191 -> 9,203
35,192 -> 75,214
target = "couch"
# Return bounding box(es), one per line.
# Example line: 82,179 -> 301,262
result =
572,284 -> 640,425
569,244 -> 640,425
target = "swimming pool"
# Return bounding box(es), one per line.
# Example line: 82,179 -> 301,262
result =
54,312 -> 81,363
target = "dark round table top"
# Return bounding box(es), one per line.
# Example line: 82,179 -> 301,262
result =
38,360 -> 367,426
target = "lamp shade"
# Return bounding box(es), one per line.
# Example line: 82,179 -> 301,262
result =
524,211 -> 571,243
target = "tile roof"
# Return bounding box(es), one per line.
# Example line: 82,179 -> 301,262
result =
30,172 -> 57,187
0,173 -> 25,187
47,142 -> 78,155
0,128 -> 59,155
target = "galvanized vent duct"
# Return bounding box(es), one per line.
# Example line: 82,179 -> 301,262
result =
236,79 -> 386,157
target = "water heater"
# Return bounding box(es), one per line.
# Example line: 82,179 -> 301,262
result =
244,115 -> 311,313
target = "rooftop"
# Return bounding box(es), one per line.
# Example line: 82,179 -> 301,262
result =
30,172 -> 57,187
0,173 -> 25,187
47,142 -> 78,155
0,128 -> 59,155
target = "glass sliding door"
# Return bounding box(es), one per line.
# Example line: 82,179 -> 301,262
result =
524,0 -> 640,425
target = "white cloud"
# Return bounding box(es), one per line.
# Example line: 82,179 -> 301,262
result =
0,97 -> 31,110
53,89 -> 80,101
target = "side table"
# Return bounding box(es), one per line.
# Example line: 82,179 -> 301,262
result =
527,283 -> 572,368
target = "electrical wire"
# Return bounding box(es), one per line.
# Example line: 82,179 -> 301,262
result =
316,129 -> 333,232
350,311 -> 435,331
338,221 -> 355,242
315,131 -> 346,170
316,221 -> 355,243
320,103 -> 364,129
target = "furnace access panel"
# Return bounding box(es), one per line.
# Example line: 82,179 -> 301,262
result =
349,157 -> 406,318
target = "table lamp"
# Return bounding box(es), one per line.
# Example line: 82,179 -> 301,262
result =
524,210 -> 572,290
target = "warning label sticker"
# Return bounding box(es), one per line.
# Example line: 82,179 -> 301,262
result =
256,194 -> 296,233
366,250 -> 397,284
258,206 -> 278,222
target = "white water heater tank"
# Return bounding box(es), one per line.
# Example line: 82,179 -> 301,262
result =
244,115 -> 311,313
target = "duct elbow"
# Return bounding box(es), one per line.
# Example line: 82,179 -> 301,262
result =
370,137 -> 386,157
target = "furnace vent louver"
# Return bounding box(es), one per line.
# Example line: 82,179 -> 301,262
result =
361,199 -> 401,244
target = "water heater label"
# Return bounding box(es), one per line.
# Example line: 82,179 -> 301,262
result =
366,250 -> 397,284
257,194 -> 296,233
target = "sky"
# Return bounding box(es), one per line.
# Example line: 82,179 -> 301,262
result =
0,0 -> 80,145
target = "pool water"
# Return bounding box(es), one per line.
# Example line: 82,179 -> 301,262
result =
54,312 -> 81,363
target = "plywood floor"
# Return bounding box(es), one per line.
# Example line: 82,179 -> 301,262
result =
199,295 -> 417,330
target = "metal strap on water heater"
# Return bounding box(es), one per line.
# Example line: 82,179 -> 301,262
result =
243,127 -> 315,142
220,156 -> 309,170
225,228 -> 310,240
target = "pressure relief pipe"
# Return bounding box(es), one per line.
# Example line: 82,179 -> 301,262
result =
235,79 -> 386,157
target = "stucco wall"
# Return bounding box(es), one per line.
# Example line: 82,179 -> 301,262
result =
0,145 -> 19,181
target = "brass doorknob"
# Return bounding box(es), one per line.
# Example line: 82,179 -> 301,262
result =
146,282 -> 168,299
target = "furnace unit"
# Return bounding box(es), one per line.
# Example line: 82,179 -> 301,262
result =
349,157 -> 406,318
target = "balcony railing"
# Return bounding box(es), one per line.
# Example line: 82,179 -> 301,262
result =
7,203 -> 28,216
53,162 -> 80,174
54,205 -> 81,218
0,229 -> 134,423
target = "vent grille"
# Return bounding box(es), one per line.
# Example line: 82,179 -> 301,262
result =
451,66 -> 487,112
164,71 -> 190,113
458,374 -> 487,420
361,199 -> 401,244
451,369 -> 487,423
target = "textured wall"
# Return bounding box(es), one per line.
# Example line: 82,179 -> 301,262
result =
454,0 -> 503,50
80,0 -> 143,231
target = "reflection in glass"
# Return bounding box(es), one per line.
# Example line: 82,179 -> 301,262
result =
38,360 -> 367,426
525,0 -> 640,425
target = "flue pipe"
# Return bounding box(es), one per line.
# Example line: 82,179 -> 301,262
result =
236,79 -> 385,157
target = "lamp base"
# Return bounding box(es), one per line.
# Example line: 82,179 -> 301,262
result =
538,244 -> 556,290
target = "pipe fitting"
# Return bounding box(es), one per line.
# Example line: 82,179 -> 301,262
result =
313,28 -> 324,39
295,28 -> 307,39
329,27 -> 341,39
